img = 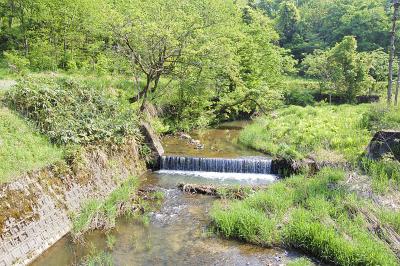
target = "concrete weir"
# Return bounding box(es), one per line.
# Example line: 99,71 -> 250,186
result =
160,155 -> 273,174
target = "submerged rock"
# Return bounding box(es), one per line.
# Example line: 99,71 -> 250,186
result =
179,133 -> 192,140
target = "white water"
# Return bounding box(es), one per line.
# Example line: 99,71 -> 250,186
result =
157,170 -> 276,184
160,156 -> 273,174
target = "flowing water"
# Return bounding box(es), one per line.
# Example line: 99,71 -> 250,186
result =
31,121 -> 306,266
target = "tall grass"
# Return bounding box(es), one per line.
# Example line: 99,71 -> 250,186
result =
361,158 -> 400,193
0,107 -> 63,183
240,104 -> 371,161
71,176 -> 139,238
211,168 -> 399,265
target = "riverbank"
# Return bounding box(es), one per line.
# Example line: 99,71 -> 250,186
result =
0,76 -> 151,265
212,103 -> 400,265
0,139 -> 146,265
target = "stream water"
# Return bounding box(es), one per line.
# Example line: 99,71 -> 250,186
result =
31,122 -> 305,266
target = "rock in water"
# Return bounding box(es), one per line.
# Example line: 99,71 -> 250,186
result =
367,130 -> 400,160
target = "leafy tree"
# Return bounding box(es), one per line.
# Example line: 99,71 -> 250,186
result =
107,0 -> 238,110
388,0 -> 400,105
302,36 -> 371,101
281,0 -> 390,59
277,1 -> 300,45
216,8 -> 291,117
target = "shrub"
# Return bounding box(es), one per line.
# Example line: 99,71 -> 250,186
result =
283,78 -> 318,107
3,51 -> 30,74
28,41 -> 58,71
284,89 -> 315,107
5,76 -> 140,145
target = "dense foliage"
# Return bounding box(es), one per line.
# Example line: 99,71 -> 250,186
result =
252,0 -> 391,59
0,0 -> 295,129
0,0 -> 397,128
5,76 -> 139,145
302,36 -> 374,102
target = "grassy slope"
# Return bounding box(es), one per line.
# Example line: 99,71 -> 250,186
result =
0,107 -> 63,183
239,104 -> 371,162
212,168 -> 400,265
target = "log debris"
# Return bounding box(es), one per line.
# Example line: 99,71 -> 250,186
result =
177,183 -> 268,199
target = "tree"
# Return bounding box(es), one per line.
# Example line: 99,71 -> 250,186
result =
107,0 -> 236,111
302,36 -> 370,102
395,56 -> 400,105
277,1 -> 300,45
388,0 -> 400,105
216,7 -> 290,117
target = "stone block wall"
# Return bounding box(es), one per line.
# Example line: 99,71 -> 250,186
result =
0,139 -> 145,265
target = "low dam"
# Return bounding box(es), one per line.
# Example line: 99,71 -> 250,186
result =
160,156 -> 273,174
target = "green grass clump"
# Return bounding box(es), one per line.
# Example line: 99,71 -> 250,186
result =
361,104 -> 400,132
211,168 -> 399,265
287,257 -> 314,266
361,158 -> 400,193
5,76 -> 140,145
80,250 -> 114,266
72,176 -> 139,238
0,107 -> 63,183
239,104 -> 371,161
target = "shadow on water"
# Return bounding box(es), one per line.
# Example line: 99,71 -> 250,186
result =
31,121 -> 309,266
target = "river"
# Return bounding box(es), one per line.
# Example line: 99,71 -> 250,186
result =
31,122 -> 305,266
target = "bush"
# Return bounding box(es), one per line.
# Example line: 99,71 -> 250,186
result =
28,41 -> 58,71
5,76 -> 140,145
3,51 -> 30,74
284,89 -> 315,107
283,78 -> 319,107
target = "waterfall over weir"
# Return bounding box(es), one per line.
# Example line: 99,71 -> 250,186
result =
160,156 -> 272,174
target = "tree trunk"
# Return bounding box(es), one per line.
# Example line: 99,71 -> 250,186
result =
395,56 -> 400,106
7,0 -> 15,29
140,75 -> 151,112
388,0 -> 400,106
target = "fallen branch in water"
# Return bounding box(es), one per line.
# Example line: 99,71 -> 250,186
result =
177,183 -> 268,200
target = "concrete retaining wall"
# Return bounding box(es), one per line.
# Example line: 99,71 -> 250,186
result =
0,139 -> 145,265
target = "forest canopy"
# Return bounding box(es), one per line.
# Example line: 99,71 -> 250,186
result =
0,0 -> 397,129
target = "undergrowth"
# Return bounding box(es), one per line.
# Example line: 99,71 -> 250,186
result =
72,177 -> 164,239
71,176 -> 139,239
211,168 -> 399,265
239,104 -> 371,161
79,249 -> 114,266
5,76 -> 140,145
361,157 -> 400,193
